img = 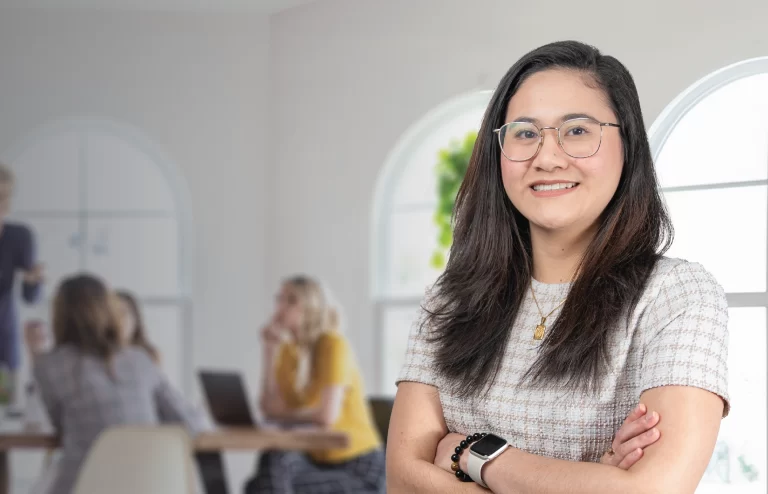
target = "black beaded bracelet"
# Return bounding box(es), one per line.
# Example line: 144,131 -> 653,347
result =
450,432 -> 485,482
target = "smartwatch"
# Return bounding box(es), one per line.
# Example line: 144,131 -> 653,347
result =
467,433 -> 510,488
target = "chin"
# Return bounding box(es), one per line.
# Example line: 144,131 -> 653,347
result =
526,213 -> 576,231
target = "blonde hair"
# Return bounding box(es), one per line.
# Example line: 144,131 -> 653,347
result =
284,275 -> 340,347
283,275 -> 341,390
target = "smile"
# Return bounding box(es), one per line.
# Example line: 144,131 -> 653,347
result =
531,182 -> 579,192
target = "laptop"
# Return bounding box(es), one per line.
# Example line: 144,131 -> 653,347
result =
198,370 -> 257,427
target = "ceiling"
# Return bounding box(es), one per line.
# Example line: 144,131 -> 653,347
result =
0,0 -> 320,14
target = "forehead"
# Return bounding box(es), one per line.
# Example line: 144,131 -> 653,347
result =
505,69 -> 615,124
280,283 -> 301,300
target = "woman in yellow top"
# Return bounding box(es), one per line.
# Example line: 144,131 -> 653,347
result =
244,275 -> 384,494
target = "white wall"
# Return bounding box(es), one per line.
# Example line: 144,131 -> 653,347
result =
0,9 -> 269,489
267,0 -> 768,393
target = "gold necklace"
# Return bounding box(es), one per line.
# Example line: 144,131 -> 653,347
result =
529,283 -> 567,340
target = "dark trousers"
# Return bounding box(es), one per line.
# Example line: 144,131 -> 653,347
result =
243,449 -> 385,494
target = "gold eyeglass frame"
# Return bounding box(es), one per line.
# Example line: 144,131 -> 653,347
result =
492,117 -> 621,161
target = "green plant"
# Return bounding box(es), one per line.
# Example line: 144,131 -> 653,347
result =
430,130 -> 477,269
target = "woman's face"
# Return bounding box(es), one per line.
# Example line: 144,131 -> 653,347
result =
115,296 -> 136,344
273,284 -> 305,340
500,69 -> 624,235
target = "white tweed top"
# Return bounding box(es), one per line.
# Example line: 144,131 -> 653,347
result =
397,257 -> 730,462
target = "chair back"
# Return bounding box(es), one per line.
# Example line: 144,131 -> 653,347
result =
73,425 -> 196,494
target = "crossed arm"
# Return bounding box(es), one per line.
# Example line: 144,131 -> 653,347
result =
386,381 -> 724,494
258,341 -> 345,428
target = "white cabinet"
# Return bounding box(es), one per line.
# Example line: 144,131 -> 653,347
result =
85,217 -> 179,298
142,304 -> 185,391
6,121 -> 189,393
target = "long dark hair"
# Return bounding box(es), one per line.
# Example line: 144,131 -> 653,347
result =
116,290 -> 160,363
425,40 -> 673,397
53,274 -> 122,362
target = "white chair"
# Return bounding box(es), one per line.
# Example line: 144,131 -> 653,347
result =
73,425 -> 197,494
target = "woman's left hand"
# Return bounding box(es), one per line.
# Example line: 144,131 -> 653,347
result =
434,432 -> 471,474
261,395 -> 288,418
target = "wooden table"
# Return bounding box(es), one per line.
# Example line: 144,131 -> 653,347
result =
0,424 -> 348,494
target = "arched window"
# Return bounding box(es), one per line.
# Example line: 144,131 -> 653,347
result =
5,118 -> 194,393
649,58 -> 768,492
371,91 -> 491,395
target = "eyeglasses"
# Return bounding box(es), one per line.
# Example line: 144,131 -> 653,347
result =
492,117 -> 621,161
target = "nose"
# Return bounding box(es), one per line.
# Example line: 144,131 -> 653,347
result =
532,128 -> 568,172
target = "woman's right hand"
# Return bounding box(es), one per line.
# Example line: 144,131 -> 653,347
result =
261,322 -> 283,346
600,403 -> 661,469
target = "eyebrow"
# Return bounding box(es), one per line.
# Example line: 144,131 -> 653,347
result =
511,113 -> 599,125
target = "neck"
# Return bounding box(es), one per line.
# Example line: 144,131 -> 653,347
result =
530,223 -> 596,284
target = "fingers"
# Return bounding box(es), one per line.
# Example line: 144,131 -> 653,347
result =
613,410 -> 659,448
617,448 -> 644,470
616,426 -> 660,459
620,403 -> 646,428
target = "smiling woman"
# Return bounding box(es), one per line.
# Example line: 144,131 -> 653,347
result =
386,40 -> 729,494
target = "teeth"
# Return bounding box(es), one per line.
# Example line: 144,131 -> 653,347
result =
532,183 -> 577,192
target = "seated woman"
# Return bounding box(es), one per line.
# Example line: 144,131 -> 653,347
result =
33,274 -> 206,494
114,289 -> 160,363
245,275 -> 385,494
387,41 -> 729,493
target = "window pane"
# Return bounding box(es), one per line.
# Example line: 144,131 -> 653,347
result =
392,107 -> 485,208
656,73 -> 768,189
697,307 -> 766,493
663,185 -> 766,292
381,304 -> 421,396
385,208 -> 442,297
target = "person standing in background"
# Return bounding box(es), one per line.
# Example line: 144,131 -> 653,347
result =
0,162 -> 44,409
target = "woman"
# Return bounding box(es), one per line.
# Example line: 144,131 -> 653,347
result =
388,41 -> 729,493
245,275 -> 385,493
33,274 -> 206,494
114,289 -> 160,363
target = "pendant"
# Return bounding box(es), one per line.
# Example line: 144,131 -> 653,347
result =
533,316 -> 547,340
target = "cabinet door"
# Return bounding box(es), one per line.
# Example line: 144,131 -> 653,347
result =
84,131 -> 176,213
9,131 -> 82,213
84,217 -> 179,298
9,215 -> 83,296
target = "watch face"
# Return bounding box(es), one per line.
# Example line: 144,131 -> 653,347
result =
470,433 -> 507,457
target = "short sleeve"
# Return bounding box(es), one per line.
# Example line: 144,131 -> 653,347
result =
640,261 -> 730,417
313,333 -> 349,386
395,294 -> 441,388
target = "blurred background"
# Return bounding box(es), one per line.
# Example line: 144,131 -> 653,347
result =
0,0 -> 766,492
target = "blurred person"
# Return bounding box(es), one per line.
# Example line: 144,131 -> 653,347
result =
244,275 -> 385,494
23,319 -> 51,426
114,289 -> 160,363
0,162 -> 44,408
33,273 -> 206,494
